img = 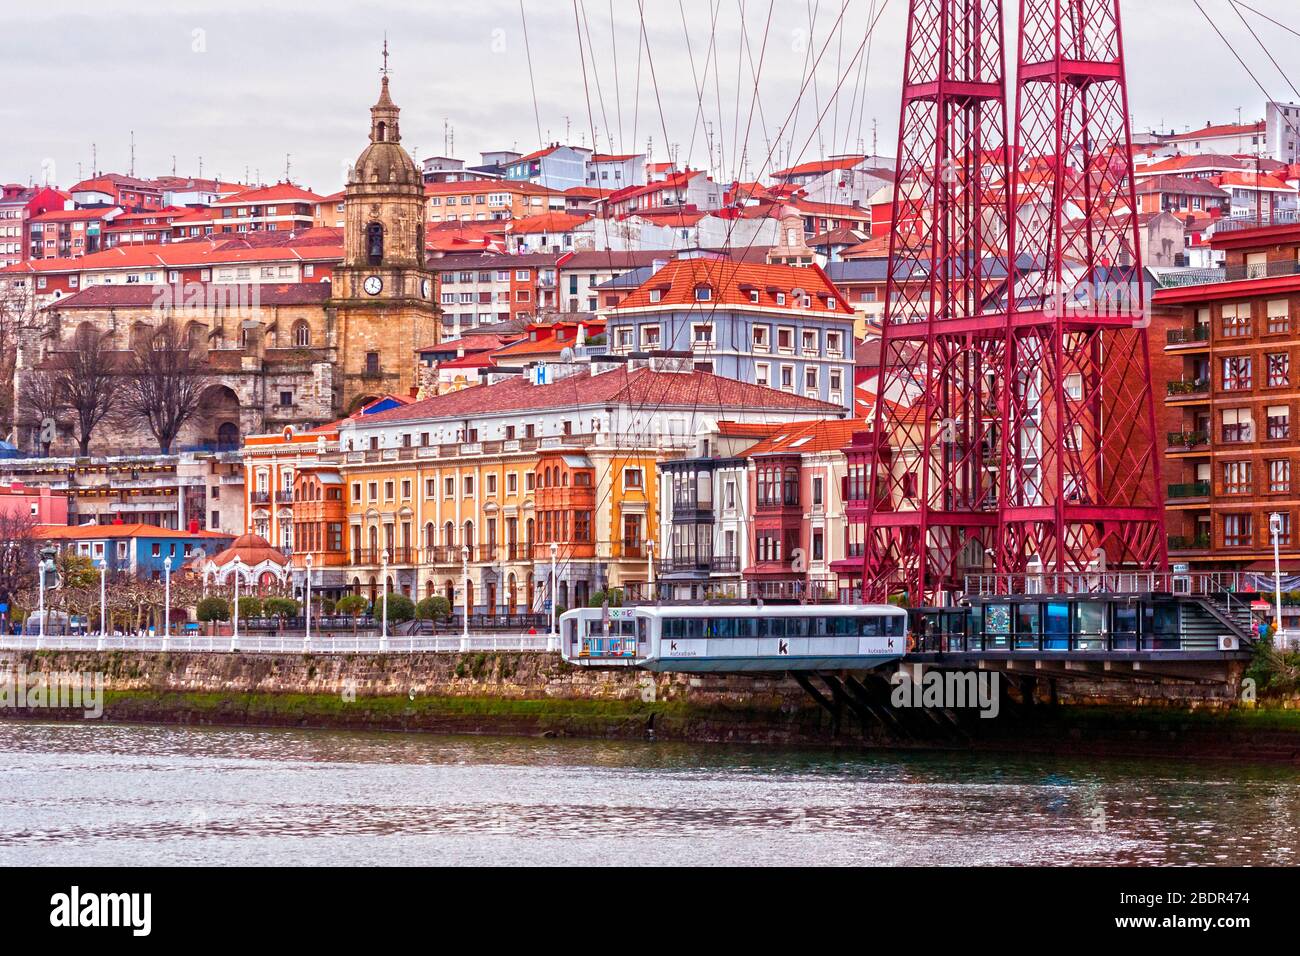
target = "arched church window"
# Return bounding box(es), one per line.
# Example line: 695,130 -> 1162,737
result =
293,321 -> 311,347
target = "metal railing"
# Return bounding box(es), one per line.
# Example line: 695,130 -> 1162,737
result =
1168,481 -> 1211,499
1167,431 -> 1209,448
0,632 -> 556,654
1166,378 -> 1210,396
964,571 -> 1253,597
1166,325 -> 1210,345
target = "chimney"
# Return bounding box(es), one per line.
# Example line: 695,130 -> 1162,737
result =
188,518 -> 200,534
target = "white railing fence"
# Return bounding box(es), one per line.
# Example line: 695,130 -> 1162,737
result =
0,633 -> 556,654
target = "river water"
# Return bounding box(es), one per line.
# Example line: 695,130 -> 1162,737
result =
0,721 -> 1296,866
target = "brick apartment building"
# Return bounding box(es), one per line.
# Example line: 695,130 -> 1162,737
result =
1153,216 -> 1300,571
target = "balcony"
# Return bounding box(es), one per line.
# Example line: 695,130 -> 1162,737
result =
274,489 -> 293,504
1167,481 -> 1210,499
1165,325 -> 1209,346
1166,431 -> 1209,450
658,556 -> 741,575
249,491 -> 271,504
1168,534 -> 1211,551
1166,378 -> 1210,397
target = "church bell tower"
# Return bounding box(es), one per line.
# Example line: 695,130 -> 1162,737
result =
333,41 -> 439,412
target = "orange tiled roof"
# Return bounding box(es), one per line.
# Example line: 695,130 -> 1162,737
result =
36,523 -> 228,540
612,257 -> 855,314
742,418 -> 867,456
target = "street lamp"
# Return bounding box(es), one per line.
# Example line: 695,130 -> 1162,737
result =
162,555 -> 172,651
303,552 -> 313,647
646,538 -> 655,601
1270,512 -> 1285,641
36,557 -> 52,648
461,544 -> 470,651
231,557 -> 242,652
97,558 -> 107,651
548,540 -> 559,652
380,549 -> 389,650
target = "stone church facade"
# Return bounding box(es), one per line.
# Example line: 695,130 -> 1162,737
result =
13,71 -> 439,456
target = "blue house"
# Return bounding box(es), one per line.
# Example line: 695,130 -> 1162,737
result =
38,523 -> 234,579
601,257 -> 857,410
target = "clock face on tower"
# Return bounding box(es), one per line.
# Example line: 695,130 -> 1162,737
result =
363,275 -> 383,296
421,278 -> 432,299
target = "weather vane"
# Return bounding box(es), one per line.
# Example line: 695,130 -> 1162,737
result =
381,33 -> 389,78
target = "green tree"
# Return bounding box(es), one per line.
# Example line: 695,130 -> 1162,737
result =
196,596 -> 231,622
336,594 -> 368,638
263,596 -> 301,633
587,588 -> 624,608
380,593 -> 415,624
416,595 -> 452,623
237,596 -> 263,620
318,596 -> 336,615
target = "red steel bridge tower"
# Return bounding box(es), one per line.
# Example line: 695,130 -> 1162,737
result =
860,0 -> 1014,603
1000,0 -> 1166,579
858,0 -> 1165,604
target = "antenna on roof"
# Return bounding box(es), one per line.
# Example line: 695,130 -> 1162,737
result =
92,142 -> 97,178
172,154 -> 177,176
198,155 -> 203,178
129,130 -> 135,177
285,153 -> 292,183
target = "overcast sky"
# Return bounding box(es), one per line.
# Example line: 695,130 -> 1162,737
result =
2,0 -> 1296,193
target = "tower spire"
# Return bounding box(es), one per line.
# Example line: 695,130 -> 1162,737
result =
381,32 -> 389,78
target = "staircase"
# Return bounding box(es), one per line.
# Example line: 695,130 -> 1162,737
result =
1189,592 -> 1256,649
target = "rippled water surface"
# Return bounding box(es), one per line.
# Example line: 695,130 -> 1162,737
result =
1,722 -> 1297,865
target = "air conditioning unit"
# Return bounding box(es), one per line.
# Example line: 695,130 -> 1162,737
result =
1218,635 -> 1240,651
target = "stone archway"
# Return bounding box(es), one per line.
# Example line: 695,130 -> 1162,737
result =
195,383 -> 242,451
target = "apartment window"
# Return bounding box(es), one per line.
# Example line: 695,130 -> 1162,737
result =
1272,511 -> 1293,546
756,362 -> 771,388
801,329 -> 819,353
1267,299 -> 1290,334
694,285 -> 712,301
383,480 -> 395,500
367,481 -> 378,501
812,476 -> 824,507
616,328 -> 634,349
1221,355 -> 1252,390
486,474 -> 497,495
829,368 -> 843,395
640,325 -> 661,348
1064,372 -> 1083,401
1221,302 -> 1251,337
780,365 -> 795,391
1270,459 -> 1292,493
425,478 -> 436,497
400,479 -> 411,499
624,467 -> 644,490
445,476 -> 455,497
1222,407 -> 1254,442
752,325 -> 770,351
777,327 -> 794,352
812,529 -> 824,562
1267,404 -> 1291,439
1222,460 -> 1252,495
1223,513 -> 1253,548
463,475 -> 475,497
1268,352 -> 1290,387
826,330 -> 843,356
507,472 -> 517,494
804,367 -> 819,394
352,482 -> 362,503
648,288 -> 663,303
692,323 -> 714,346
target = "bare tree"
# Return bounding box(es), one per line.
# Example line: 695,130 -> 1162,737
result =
48,325 -> 120,456
0,285 -> 41,440
0,511 -> 39,622
16,366 -> 67,455
120,319 -> 210,454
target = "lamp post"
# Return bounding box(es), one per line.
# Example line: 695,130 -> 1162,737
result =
303,552 -> 313,647
379,549 -> 389,651
162,555 -> 172,651
231,557 -> 242,652
97,558 -> 107,651
548,541 -> 559,652
646,538 -> 655,601
460,544 -> 470,651
36,557 -> 51,648
1270,512 -> 1285,642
